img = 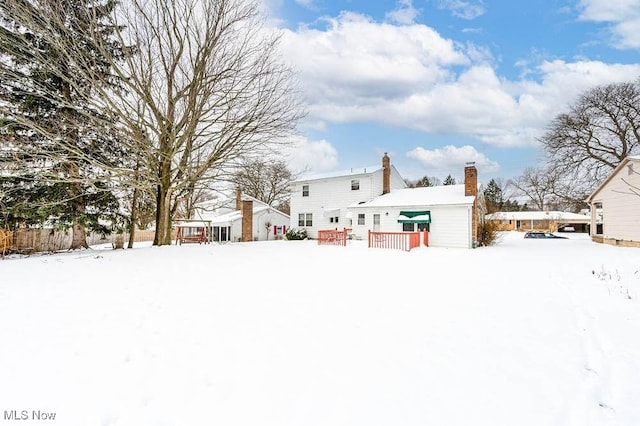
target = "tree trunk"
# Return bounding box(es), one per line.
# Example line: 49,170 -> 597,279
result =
67,164 -> 88,250
70,221 -> 89,250
128,187 -> 139,249
154,133 -> 174,246
154,184 -> 173,246
67,194 -> 88,250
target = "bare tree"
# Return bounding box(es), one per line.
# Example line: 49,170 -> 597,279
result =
110,0 -> 304,245
540,80 -> 640,197
232,158 -> 296,210
509,167 -> 557,211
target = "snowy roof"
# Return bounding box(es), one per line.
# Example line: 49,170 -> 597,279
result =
485,211 -> 591,221
195,193 -> 269,210
351,184 -> 474,208
295,165 -> 382,182
208,204 -> 276,225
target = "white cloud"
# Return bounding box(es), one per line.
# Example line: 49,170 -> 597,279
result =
577,0 -> 638,22
438,0 -> 486,20
385,0 -> 421,25
283,136 -> 339,174
406,145 -> 500,175
279,12 -> 469,107
278,11 -> 640,148
577,0 -> 640,48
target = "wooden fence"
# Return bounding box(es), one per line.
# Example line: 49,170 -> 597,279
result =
317,228 -> 348,246
2,228 -> 169,255
368,230 -> 421,252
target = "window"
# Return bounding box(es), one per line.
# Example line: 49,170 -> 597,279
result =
403,223 -> 414,232
594,202 -> 603,235
329,216 -> 339,223
351,179 -> 360,190
357,213 -> 365,225
298,213 -> 312,227
418,223 -> 430,232
302,185 -> 309,197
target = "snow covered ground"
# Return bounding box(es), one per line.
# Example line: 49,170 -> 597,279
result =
1,231 -> 640,426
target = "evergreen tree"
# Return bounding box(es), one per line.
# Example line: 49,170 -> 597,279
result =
443,174 -> 456,185
483,178 -> 504,213
502,199 -> 521,212
0,0 -> 128,247
415,176 -> 441,187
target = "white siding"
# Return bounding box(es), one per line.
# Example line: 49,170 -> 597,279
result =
592,164 -> 640,242
253,210 -> 290,241
231,220 -> 242,242
429,206 -> 472,249
349,204 -> 472,248
290,170 -> 391,237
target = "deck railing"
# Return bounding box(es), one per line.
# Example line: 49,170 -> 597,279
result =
368,230 -> 421,251
317,228 -> 348,246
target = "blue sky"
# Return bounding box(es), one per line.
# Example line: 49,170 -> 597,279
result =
263,0 -> 640,184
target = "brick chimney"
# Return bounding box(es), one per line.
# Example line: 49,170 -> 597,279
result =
241,200 -> 253,242
382,152 -> 390,194
464,162 -> 478,243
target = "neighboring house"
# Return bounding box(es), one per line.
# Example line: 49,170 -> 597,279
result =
586,156 -> 640,247
290,154 -> 480,249
187,189 -> 289,242
485,211 -> 590,233
289,153 -> 406,238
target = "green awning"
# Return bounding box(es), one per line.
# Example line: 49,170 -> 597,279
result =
398,210 -> 431,224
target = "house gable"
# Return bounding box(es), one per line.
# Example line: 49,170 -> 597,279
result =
586,156 -> 640,246
193,192 -> 289,242
289,157 -> 406,237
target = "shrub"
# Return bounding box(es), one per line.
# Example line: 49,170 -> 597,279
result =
477,220 -> 502,247
285,228 -> 308,240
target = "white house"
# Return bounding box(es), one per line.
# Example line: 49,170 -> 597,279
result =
290,154 -> 480,249
349,184 -> 477,248
191,190 -> 290,242
289,153 -> 406,238
586,156 -> 640,247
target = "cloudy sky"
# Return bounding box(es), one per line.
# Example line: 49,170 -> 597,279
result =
264,0 -> 640,183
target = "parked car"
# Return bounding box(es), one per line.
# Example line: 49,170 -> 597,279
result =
524,231 -> 568,239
